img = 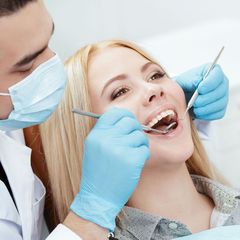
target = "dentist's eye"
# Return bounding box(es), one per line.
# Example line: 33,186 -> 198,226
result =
16,68 -> 32,78
18,68 -> 31,73
17,65 -> 34,75
111,87 -> 129,100
150,72 -> 166,81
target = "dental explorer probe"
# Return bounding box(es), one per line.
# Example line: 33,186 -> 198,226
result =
72,109 -> 176,134
183,46 -> 225,118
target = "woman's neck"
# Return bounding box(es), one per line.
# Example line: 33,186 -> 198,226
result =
127,163 -> 214,233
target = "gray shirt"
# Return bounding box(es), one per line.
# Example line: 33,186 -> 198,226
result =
115,175 -> 240,240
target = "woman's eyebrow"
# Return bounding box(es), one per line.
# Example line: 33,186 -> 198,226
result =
101,74 -> 127,96
141,62 -> 159,73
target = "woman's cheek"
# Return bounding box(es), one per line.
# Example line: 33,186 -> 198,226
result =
169,82 -> 187,109
107,97 -> 139,115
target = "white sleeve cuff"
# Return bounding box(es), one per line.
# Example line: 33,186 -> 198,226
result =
46,224 -> 82,240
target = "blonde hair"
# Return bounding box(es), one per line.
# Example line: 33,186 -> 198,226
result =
40,40 -> 219,223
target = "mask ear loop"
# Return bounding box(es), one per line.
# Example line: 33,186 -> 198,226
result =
0,93 -> 10,96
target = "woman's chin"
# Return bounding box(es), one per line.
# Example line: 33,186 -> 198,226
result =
147,145 -> 194,169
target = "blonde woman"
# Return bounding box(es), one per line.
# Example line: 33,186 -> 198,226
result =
40,40 -> 239,239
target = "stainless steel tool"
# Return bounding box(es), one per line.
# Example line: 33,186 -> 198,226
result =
183,46 -> 225,118
72,108 -> 176,134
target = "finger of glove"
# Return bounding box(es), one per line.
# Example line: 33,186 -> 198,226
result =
129,145 -> 150,168
194,79 -> 228,107
174,64 -> 207,91
196,109 -> 226,121
193,95 -> 228,118
115,116 -> 142,135
197,65 -> 227,95
122,130 -> 149,148
96,107 -> 136,128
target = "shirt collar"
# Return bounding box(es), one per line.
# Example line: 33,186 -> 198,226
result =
191,175 -> 240,214
116,175 -> 240,240
116,206 -> 160,240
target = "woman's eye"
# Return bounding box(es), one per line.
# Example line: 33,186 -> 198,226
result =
111,87 -> 129,100
150,72 -> 165,81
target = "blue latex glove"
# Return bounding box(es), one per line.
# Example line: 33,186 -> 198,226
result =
174,225 -> 240,239
70,107 -> 149,231
175,64 -> 229,120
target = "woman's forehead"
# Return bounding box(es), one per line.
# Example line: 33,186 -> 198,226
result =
89,46 -> 152,73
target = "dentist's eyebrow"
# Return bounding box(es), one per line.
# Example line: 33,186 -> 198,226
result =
13,22 -> 55,69
101,74 -> 127,96
14,45 -> 47,68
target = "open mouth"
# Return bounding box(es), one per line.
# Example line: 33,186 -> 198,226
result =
146,109 -> 178,134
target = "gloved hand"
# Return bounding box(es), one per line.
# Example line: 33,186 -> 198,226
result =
175,64 -> 229,120
174,225 -> 240,240
70,107 -> 149,231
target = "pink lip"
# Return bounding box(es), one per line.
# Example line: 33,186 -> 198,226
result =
144,103 -> 178,126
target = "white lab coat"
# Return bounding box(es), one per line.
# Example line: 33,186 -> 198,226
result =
0,120 -> 211,240
0,130 -> 81,240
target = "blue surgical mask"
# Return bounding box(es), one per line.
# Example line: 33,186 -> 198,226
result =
0,54 -> 67,131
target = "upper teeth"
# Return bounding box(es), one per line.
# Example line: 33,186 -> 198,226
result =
147,109 -> 175,128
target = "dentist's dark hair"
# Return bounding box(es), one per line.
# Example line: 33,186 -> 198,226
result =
0,0 -> 37,17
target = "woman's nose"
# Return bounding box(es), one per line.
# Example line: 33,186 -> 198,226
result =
142,85 -> 165,106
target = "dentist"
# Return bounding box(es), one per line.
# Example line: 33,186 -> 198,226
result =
0,0 -> 229,240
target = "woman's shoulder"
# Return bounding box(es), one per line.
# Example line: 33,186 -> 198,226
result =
191,174 -> 240,201
191,174 -> 240,225
225,200 -> 240,225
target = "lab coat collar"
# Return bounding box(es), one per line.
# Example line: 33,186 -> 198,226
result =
0,130 -> 42,240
